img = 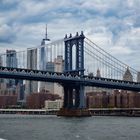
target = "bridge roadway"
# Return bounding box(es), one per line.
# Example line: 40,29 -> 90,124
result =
0,66 -> 140,91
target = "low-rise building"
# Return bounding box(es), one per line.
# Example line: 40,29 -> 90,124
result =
86,90 -> 140,108
0,94 -> 18,108
26,90 -> 61,109
45,100 -> 63,110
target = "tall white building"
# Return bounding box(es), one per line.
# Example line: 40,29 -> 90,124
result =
39,46 -> 47,91
40,56 -> 64,98
40,46 -> 46,70
54,56 -> 64,97
25,49 -> 38,94
6,50 -> 18,87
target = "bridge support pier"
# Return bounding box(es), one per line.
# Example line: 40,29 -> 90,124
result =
57,84 -> 91,117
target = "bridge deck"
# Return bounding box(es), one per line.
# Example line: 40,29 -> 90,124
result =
0,66 -> 140,91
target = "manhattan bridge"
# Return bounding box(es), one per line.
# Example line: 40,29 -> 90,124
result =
0,30 -> 140,116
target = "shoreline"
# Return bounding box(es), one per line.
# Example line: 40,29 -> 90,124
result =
0,108 -> 140,117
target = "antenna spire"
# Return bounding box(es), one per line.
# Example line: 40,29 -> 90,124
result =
41,24 -> 50,45
45,24 -> 47,40
45,24 -> 50,41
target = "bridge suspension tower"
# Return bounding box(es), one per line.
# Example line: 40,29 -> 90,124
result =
58,31 -> 91,117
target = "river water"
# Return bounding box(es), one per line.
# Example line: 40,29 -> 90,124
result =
0,114 -> 140,140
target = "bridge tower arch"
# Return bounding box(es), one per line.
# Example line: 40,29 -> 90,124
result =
58,32 -> 91,117
64,31 -> 85,76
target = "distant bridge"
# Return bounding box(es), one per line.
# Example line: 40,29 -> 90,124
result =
0,66 -> 140,91
0,31 -> 140,116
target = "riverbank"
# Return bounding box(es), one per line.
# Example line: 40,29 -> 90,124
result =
89,108 -> 140,117
1,108 -> 140,117
0,109 -> 58,115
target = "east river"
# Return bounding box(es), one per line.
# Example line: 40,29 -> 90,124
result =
0,114 -> 140,140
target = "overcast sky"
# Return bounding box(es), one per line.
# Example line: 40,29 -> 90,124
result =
0,0 -> 140,70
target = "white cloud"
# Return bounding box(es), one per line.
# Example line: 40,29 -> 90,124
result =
109,46 -> 133,55
0,0 -> 140,70
0,24 -> 17,43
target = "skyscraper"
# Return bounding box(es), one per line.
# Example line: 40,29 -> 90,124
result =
25,49 -> 38,95
6,50 -> 18,87
96,68 -> 101,77
137,72 -> 140,82
40,46 -> 46,70
39,24 -> 50,91
16,80 -> 25,101
40,56 -> 64,97
0,56 -> 2,66
6,50 -> 17,68
123,67 -> 133,81
54,55 -> 64,97
42,61 -> 55,93
39,46 -> 47,91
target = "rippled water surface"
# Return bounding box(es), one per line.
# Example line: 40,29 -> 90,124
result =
0,114 -> 140,140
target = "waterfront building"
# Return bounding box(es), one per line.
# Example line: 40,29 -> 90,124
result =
25,49 -> 38,95
26,90 -> 61,109
45,100 -> 63,110
0,94 -> 18,108
87,91 -> 107,108
86,90 -> 140,109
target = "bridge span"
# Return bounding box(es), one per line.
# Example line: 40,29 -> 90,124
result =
0,31 -> 140,117
0,66 -> 140,92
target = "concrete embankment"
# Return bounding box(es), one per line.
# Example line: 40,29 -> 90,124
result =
89,108 -> 140,117
0,109 -> 58,115
0,108 -> 140,117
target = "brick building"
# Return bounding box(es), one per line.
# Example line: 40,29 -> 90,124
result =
0,94 -> 18,108
26,89 -> 61,109
86,90 -> 140,108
